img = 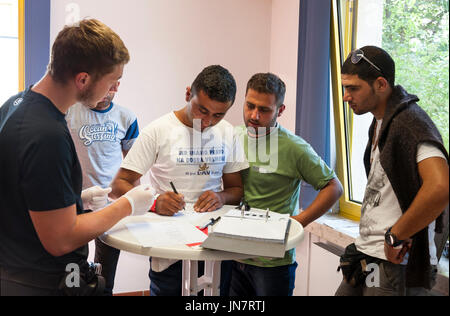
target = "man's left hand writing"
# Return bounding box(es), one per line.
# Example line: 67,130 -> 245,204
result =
194,191 -> 224,213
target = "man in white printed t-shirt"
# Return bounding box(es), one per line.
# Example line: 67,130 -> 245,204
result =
111,65 -> 249,296
335,46 -> 448,296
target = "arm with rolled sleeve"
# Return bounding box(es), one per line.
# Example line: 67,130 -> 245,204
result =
291,143 -> 343,227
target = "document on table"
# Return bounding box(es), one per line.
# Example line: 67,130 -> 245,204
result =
171,203 -> 205,222
126,221 -> 208,248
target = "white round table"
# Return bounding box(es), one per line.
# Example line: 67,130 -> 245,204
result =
100,205 -> 304,296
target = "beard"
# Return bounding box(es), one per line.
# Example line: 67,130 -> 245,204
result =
95,93 -> 114,109
245,112 -> 279,136
78,83 -> 98,109
351,88 -> 379,116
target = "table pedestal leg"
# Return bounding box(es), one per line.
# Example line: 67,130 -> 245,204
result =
182,260 -> 221,296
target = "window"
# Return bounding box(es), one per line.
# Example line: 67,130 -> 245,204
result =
331,0 -> 449,220
0,0 -> 24,104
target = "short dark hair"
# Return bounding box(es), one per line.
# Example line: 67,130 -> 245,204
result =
191,65 -> 237,105
246,73 -> 286,108
342,46 -> 395,88
48,19 -> 130,84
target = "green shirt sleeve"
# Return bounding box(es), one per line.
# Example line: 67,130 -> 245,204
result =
291,135 -> 336,191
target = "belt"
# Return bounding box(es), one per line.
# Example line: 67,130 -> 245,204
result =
0,266 -> 63,290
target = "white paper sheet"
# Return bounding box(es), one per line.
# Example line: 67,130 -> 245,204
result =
170,203 -> 205,223
126,221 -> 208,248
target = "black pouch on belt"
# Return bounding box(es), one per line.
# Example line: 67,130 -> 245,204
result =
337,243 -> 382,287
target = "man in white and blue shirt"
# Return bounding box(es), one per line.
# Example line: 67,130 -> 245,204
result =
66,82 -> 139,295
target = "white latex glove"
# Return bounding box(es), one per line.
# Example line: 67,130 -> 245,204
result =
123,185 -> 156,216
81,186 -> 112,211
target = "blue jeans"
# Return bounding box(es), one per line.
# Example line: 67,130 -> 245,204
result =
230,261 -> 298,296
94,238 -> 120,296
149,259 -> 233,296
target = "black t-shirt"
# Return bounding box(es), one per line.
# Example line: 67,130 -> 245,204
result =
0,88 -> 87,274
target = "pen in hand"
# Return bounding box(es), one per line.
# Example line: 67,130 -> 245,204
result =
170,181 -> 185,211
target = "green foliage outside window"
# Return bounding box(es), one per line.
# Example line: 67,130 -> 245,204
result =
383,0 -> 449,151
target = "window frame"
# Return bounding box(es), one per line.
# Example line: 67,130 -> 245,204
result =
331,0 -> 362,221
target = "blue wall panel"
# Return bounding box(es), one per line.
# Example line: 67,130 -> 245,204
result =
296,0 -> 332,208
25,0 -> 50,87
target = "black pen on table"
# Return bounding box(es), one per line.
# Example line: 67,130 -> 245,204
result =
170,181 -> 185,210
200,217 -> 222,230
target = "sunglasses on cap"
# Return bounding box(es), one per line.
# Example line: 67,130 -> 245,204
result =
350,49 -> 385,77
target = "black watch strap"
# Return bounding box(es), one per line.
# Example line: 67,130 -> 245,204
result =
385,227 -> 404,247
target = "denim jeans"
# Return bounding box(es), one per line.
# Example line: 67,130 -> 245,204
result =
149,259 -> 233,296
230,261 -> 298,296
94,238 -> 120,296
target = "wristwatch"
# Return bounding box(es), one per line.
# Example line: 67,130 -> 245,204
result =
385,227 -> 404,248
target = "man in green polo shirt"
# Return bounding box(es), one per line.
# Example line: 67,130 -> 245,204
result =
231,73 -> 343,296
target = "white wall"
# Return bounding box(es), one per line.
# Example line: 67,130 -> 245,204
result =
51,0 -> 273,128
0,0 -> 19,104
50,0 -> 300,294
269,0 -> 299,132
